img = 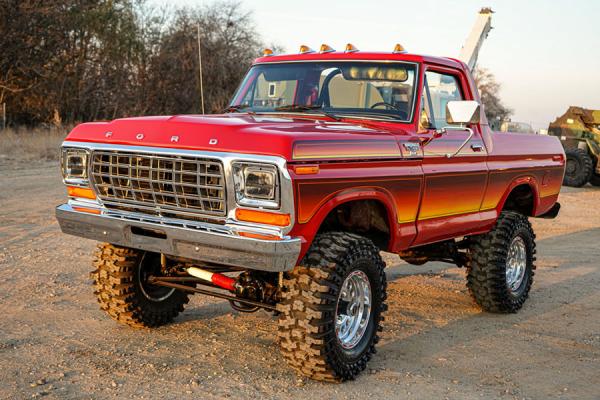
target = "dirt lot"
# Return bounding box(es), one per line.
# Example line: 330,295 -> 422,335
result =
1,161 -> 599,400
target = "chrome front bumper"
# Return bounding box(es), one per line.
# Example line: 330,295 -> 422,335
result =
55,204 -> 301,272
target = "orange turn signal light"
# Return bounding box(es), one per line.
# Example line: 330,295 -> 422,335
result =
235,208 -> 291,227
72,206 -> 101,215
293,165 -> 320,175
263,48 -> 274,56
238,231 -> 281,241
67,186 -> 96,200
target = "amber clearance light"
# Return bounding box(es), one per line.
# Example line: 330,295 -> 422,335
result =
235,208 -> 291,227
299,45 -> 314,54
293,165 -> 320,175
345,43 -> 359,53
393,43 -> 407,53
67,186 -> 96,200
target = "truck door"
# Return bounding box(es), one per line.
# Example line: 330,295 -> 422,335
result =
413,68 -> 489,246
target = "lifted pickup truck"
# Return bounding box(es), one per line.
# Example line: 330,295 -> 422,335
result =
56,44 -> 565,382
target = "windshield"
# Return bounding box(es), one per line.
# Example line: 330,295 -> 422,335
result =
229,61 -> 418,122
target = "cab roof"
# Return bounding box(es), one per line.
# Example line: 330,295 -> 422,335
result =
253,48 -> 467,70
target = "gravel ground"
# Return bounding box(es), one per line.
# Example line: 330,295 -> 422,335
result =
1,161 -> 599,399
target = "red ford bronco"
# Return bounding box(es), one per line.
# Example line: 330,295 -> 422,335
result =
56,44 -> 565,382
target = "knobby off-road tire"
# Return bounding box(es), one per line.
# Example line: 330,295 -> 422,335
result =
563,148 -> 593,187
277,232 -> 387,382
91,243 -> 189,328
466,211 -> 536,313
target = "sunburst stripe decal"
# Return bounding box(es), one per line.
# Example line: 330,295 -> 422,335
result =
293,140 -> 401,160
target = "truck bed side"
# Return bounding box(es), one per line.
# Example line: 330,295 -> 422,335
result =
484,131 -> 565,217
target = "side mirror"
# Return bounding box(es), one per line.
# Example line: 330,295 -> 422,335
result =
446,100 -> 481,125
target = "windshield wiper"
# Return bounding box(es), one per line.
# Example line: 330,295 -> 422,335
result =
337,111 -> 406,121
222,104 -> 252,113
274,104 -> 342,121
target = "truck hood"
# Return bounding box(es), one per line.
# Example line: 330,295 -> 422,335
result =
65,114 -> 408,161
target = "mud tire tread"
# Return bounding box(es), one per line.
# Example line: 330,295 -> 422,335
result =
91,243 -> 189,328
276,232 -> 387,382
466,211 -> 536,313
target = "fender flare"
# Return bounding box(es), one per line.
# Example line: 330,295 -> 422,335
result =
292,187 -> 400,258
496,175 -> 541,216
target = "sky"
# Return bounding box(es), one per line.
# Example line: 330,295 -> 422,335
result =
158,0 -> 600,130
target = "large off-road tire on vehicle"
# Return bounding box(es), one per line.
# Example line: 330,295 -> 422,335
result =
563,148 -> 593,187
277,232 -> 387,382
466,211 -> 536,313
91,243 -> 189,328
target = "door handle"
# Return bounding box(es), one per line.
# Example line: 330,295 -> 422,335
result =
471,144 -> 484,152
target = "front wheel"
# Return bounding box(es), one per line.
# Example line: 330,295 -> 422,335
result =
277,232 -> 387,382
91,243 -> 190,328
466,211 -> 536,313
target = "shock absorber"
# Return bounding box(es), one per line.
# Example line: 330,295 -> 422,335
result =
186,266 -> 267,313
186,267 -> 236,291
185,266 -> 277,313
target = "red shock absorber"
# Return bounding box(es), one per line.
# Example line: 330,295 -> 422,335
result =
186,267 -> 236,291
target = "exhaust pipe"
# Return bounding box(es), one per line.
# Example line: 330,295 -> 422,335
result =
187,267 -> 236,291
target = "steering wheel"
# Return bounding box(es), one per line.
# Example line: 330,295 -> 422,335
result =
370,102 -> 401,111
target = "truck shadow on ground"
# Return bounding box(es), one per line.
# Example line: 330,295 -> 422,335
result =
166,228 -> 600,386
178,227 -> 600,326
373,227 -> 600,373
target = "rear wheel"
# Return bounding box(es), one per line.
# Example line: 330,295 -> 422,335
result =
91,243 -> 189,328
277,232 -> 387,382
466,211 -> 536,313
563,148 -> 593,187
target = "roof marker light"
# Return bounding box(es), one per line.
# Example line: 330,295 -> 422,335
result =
319,44 -> 335,53
263,48 -> 274,56
344,43 -> 359,53
393,43 -> 407,53
299,45 -> 314,54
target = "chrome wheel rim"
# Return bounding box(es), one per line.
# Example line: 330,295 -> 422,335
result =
506,236 -> 527,293
335,270 -> 372,349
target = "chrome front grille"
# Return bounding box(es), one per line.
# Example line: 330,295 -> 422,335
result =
90,151 -> 226,221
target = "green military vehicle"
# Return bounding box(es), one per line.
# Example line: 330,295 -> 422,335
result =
548,106 -> 600,187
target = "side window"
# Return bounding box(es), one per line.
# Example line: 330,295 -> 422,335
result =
418,93 -> 433,131
424,71 -> 463,128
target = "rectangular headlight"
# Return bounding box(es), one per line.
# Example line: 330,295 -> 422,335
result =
232,162 -> 279,208
61,148 -> 89,184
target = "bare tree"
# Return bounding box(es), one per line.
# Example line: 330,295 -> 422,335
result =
0,0 -> 263,126
145,1 -> 261,114
473,67 -> 512,127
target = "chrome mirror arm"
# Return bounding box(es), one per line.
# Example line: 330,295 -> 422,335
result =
444,125 -> 474,158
